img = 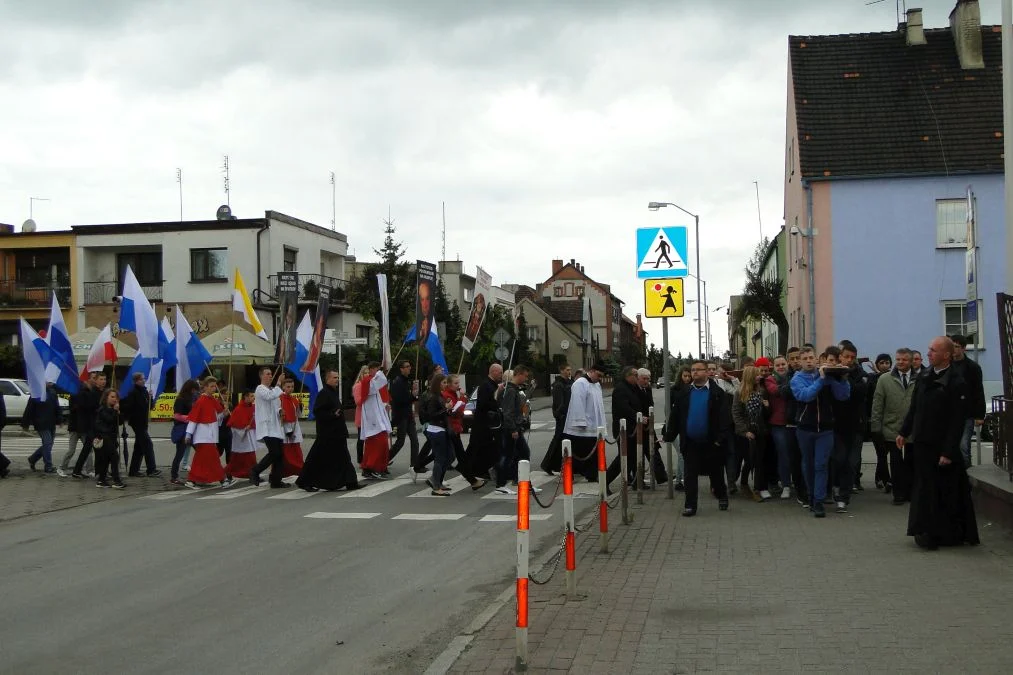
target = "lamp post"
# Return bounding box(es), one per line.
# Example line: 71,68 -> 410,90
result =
685,273 -> 709,358
648,201 -> 702,357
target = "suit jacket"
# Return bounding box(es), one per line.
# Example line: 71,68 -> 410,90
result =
314,385 -> 348,440
611,380 -> 640,440
662,381 -> 731,449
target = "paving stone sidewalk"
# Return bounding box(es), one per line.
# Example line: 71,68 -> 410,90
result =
446,481 -> 1013,674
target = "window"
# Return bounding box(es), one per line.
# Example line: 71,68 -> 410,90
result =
943,300 -> 982,349
564,282 -> 574,297
526,325 -> 540,341
463,288 -> 473,303
0,380 -> 19,396
283,247 -> 298,272
117,252 -> 161,287
575,286 -> 585,297
936,199 -> 969,248
553,286 -> 563,297
356,325 -> 372,342
190,248 -> 228,282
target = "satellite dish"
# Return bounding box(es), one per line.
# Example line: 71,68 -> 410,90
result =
22,219 -> 37,232
216,204 -> 233,220
560,339 -> 570,350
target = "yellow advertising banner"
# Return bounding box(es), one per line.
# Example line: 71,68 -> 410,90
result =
150,392 -> 311,420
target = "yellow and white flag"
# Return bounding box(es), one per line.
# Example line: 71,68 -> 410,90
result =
233,269 -> 268,339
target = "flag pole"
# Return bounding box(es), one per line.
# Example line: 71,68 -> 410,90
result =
228,321 -> 236,393
456,352 -> 465,375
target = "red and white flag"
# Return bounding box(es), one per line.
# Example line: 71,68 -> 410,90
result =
80,324 -> 117,381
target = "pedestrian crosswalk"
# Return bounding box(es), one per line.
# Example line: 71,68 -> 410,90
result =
132,470 -> 602,522
1,436 -> 173,458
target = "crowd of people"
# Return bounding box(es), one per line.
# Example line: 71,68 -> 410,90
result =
0,335 -> 986,548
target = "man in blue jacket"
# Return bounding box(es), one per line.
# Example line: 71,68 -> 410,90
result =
790,346 -> 850,518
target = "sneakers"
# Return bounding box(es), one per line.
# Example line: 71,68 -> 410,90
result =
835,501 -> 848,513
759,490 -> 772,501
170,477 -> 184,485
184,481 -> 199,490
249,472 -> 261,486
71,472 -> 86,479
674,481 -> 685,492
28,459 -> 38,472
57,468 -> 68,477
530,485 -> 543,494
96,481 -> 111,488
780,487 -> 791,500
813,503 -> 826,518
147,469 -> 162,477
111,482 -> 127,490
44,467 -> 57,474
494,486 -> 516,495
431,488 -> 451,497
221,478 -> 237,488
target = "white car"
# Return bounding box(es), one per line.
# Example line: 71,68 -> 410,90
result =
0,378 -> 70,420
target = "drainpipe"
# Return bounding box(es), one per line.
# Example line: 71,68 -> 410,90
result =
804,181 -> 817,346
255,217 -> 271,334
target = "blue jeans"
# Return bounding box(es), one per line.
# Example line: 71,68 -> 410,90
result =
959,418 -> 974,467
425,430 -> 453,489
797,429 -> 833,509
770,425 -> 793,488
29,429 -> 55,470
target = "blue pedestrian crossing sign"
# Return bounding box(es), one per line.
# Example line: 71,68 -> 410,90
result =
636,226 -> 688,279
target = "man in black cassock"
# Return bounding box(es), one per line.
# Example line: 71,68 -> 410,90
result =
897,336 -> 979,550
296,369 -> 361,492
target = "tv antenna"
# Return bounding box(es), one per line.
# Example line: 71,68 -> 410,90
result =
222,155 -> 231,206
176,168 -> 183,221
865,0 -> 905,25
329,171 -> 336,230
29,196 -> 50,220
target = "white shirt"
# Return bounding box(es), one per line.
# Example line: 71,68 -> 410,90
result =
186,416 -> 223,444
255,384 -> 284,441
360,371 -> 393,440
230,427 -> 260,454
563,376 -> 606,438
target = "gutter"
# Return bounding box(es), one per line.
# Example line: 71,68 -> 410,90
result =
804,180 -> 817,346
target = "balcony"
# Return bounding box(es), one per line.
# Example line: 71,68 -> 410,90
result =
83,281 -> 163,304
265,274 -> 349,306
0,280 -> 71,308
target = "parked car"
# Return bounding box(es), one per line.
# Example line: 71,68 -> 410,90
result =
461,386 -> 479,434
0,378 -> 70,421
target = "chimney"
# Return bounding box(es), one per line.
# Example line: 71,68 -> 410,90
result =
905,8 -> 926,46
569,258 -> 575,267
950,0 -> 984,69
551,259 -> 563,275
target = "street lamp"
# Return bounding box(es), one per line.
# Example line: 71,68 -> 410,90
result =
648,201 -> 702,357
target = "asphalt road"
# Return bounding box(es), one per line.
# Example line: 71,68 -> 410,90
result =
0,404 -> 605,675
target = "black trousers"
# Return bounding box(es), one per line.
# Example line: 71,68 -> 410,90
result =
873,438 -> 891,485
356,427 -> 364,464
682,439 -> 728,511
788,426 -> 807,500
127,427 -> 157,474
252,437 -> 285,486
605,431 -> 637,487
466,427 -> 500,478
890,444 -> 913,501
389,415 -> 419,465
449,432 -> 477,483
72,436 -> 97,476
748,434 -> 768,492
414,437 -> 434,472
94,438 -> 122,483
539,418 -> 565,473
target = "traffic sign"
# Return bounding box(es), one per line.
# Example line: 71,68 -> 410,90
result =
636,226 -> 688,279
495,346 -> 510,361
643,278 -> 685,318
493,328 -> 511,346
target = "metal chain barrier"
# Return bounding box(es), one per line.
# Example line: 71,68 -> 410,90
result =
527,533 -> 567,585
529,471 -> 562,509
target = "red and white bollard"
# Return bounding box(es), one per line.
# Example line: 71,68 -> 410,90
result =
516,459 -> 530,671
562,440 -> 576,595
597,427 -> 609,554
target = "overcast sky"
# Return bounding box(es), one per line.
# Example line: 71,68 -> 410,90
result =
1,0 -> 999,357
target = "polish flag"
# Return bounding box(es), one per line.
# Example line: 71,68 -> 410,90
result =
80,324 -> 117,381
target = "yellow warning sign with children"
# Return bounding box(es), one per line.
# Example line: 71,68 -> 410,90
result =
643,278 -> 684,318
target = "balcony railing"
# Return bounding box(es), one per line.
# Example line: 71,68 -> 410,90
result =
0,280 -> 71,308
266,274 -> 348,305
83,281 -> 163,304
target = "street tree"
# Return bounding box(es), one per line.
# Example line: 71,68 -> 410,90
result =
731,237 -> 790,356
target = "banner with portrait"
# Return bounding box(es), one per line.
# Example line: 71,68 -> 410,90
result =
274,271 -> 299,364
462,265 -> 492,353
301,284 -> 330,372
415,260 -> 437,347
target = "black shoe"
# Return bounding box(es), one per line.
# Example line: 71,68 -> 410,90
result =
270,482 -> 293,489
29,459 -> 38,472
71,472 -> 85,479
111,482 -> 127,490
674,481 -> 685,491
95,481 -> 111,488
884,482 -> 893,494
914,534 -> 939,550
146,469 -> 162,477
892,498 -> 907,506
345,482 -> 362,491
44,467 -> 57,474
813,503 -> 826,518
681,508 -> 697,517
718,501 -> 729,511
249,472 -> 261,486
127,472 -> 143,478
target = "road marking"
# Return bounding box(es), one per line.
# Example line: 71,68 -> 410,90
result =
337,477 -> 412,498
481,473 -> 558,500
196,485 -> 265,500
479,514 -> 552,522
529,422 -> 550,430
392,513 -> 466,521
304,512 -> 381,519
266,489 -> 321,500
407,475 -> 471,498
140,492 -> 193,500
